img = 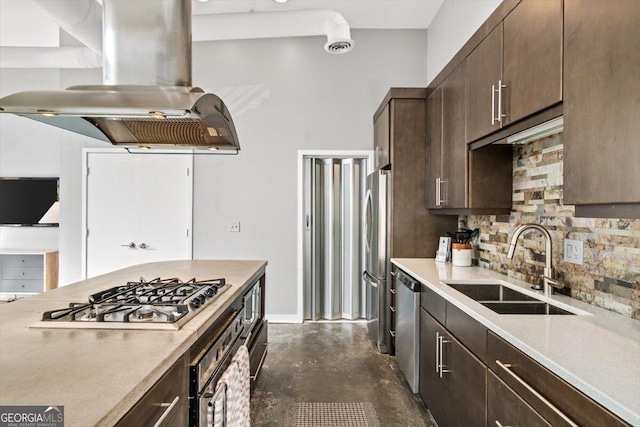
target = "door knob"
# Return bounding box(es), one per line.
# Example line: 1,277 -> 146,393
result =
121,242 -> 136,249
139,243 -> 148,249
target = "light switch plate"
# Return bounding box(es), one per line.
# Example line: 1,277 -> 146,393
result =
564,239 -> 583,265
229,221 -> 240,232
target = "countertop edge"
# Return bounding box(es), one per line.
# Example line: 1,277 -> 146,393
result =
391,258 -> 640,426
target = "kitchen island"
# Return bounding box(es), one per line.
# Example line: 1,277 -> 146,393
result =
0,259 -> 266,427
392,258 -> 640,426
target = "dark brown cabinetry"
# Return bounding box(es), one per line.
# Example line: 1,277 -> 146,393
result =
373,103 -> 391,170
419,308 -> 486,427
465,0 -> 562,144
427,64 -> 512,214
116,354 -> 189,427
488,332 -> 630,427
428,62 -> 467,210
488,371 -> 551,427
466,24 -> 503,143
563,0 -> 640,215
405,265 -> 632,427
374,89 -> 457,258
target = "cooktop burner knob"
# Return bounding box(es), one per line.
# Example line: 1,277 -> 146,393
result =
190,299 -> 201,308
204,287 -> 215,297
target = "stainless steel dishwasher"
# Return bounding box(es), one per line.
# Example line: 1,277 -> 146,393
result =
395,270 -> 421,393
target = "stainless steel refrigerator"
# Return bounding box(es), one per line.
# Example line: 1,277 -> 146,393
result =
363,169 -> 390,353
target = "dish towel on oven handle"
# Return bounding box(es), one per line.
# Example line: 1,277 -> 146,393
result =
213,345 -> 251,427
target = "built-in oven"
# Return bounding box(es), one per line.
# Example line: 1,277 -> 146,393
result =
189,309 -> 245,427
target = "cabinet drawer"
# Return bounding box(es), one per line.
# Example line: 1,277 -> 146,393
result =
116,354 -> 188,427
488,370 -> 551,427
1,255 -> 43,268
446,302 -> 487,364
2,267 -> 43,280
487,332 -> 630,427
420,285 -> 446,325
0,279 -> 43,293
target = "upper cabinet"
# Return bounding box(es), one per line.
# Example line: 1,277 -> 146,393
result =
428,62 -> 512,214
563,0 -> 640,215
465,0 -> 563,144
428,63 -> 468,210
373,104 -> 391,170
373,89 -> 458,255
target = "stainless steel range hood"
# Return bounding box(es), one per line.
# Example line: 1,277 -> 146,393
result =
0,0 -> 240,151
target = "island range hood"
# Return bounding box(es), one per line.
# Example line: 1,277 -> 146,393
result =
0,0 -> 240,151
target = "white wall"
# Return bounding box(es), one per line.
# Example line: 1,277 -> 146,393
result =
0,29 -> 429,316
427,0 -> 502,84
191,30 -> 428,317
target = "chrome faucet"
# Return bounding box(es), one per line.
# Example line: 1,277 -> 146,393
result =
507,224 -> 564,297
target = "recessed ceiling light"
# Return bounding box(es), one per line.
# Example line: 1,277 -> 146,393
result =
197,0 -> 209,3
274,0 -> 289,3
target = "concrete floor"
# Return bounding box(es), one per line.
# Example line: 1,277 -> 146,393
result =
250,322 -> 437,427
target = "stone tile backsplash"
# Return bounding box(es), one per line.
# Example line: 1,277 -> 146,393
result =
460,133 -> 640,319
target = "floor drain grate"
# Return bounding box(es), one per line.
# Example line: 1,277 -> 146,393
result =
285,402 -> 380,427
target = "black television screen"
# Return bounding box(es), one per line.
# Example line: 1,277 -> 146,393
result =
0,178 -> 59,226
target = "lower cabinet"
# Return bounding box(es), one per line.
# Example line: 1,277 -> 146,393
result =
488,370 -> 551,427
407,265 -> 632,427
419,308 -> 486,426
116,354 -> 188,427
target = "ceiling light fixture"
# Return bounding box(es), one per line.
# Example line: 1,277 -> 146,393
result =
274,0 -> 289,3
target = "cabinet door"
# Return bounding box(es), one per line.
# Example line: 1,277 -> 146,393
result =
443,332 -> 487,427
503,0 -> 562,125
465,23 -> 503,143
419,308 -> 447,424
564,0 -> 640,205
488,371 -> 551,427
374,103 -> 390,170
426,88 -> 442,209
441,61 -> 467,209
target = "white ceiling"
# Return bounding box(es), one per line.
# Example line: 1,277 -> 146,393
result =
0,0 -> 444,48
191,1 -> 445,29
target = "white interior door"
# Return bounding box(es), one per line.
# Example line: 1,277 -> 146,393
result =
85,151 -> 192,278
136,154 -> 192,266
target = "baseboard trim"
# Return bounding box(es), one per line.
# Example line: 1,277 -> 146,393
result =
266,314 -> 303,324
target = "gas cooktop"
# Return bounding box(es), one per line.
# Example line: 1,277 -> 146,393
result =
30,277 -> 229,330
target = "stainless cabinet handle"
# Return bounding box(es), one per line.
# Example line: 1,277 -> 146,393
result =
435,332 -> 440,373
152,395 -> 180,427
389,330 -> 396,338
121,242 -> 136,248
495,421 -> 511,427
435,178 -> 446,206
139,243 -> 148,249
496,360 -> 578,427
390,288 -> 396,295
389,306 -> 396,312
438,335 -> 451,377
435,178 -> 445,206
491,83 -> 496,125
497,80 -> 506,123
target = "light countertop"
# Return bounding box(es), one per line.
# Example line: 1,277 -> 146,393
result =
0,259 -> 267,427
391,258 -> 640,426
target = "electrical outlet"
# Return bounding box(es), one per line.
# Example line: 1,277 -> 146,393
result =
229,221 -> 240,232
564,239 -> 583,265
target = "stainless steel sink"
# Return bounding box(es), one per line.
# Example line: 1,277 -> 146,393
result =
446,283 -> 538,302
480,301 -> 574,315
442,281 -> 583,316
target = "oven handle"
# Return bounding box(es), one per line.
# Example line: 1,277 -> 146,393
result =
244,331 -> 252,346
207,382 -> 228,427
